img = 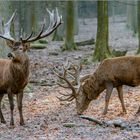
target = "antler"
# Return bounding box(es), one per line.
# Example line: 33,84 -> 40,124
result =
53,60 -> 82,101
21,8 -> 62,43
0,11 -> 16,42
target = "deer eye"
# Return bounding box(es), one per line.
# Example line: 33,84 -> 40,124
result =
19,47 -> 23,51
13,46 -> 19,50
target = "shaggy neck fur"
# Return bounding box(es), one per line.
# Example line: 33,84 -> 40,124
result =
9,54 -> 29,92
83,73 -> 105,100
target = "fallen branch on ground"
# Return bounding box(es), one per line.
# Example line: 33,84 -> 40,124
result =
63,122 -> 93,128
75,38 -> 95,46
79,115 -> 140,131
80,115 -> 103,126
29,80 -> 53,86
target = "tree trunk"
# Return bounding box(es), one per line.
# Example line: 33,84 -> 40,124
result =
126,0 -> 137,34
93,0 -> 111,61
52,1 -> 65,41
137,1 -> 140,54
112,1 -> 115,22
63,1 -> 77,50
53,1 -> 78,41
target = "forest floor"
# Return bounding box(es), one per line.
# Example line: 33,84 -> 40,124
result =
1,17 -> 140,140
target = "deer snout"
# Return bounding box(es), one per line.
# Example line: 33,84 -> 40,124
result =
7,52 -> 15,59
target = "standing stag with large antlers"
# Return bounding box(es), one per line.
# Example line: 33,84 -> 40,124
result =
54,57 -> 140,116
0,8 -> 62,125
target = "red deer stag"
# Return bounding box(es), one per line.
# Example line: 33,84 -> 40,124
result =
0,8 -> 62,125
54,57 -> 140,115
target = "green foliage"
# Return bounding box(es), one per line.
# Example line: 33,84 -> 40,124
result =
112,49 -> 127,57
30,43 -> 47,49
39,39 -> 48,44
24,83 -> 33,93
63,123 -> 76,128
80,58 -> 90,65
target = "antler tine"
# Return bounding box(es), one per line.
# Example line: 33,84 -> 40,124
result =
0,10 -> 16,42
36,24 -> 45,37
63,58 -> 71,69
21,30 -> 33,42
20,28 -> 23,40
56,8 -> 61,24
53,65 -> 77,100
56,81 -> 69,88
52,8 -> 60,28
57,95 -> 75,102
22,8 -> 62,43
57,90 -> 75,101
6,10 -> 16,27
21,23 -> 45,43
58,91 -> 73,97
64,63 -> 82,87
53,60 -> 83,102
53,68 -> 76,94
40,8 -> 62,37
47,9 -> 56,28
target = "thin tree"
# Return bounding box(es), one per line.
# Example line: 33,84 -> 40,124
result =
52,1 -> 65,41
93,0 -> 111,61
137,0 -> 140,54
53,1 -> 79,41
126,0 -> 137,34
62,1 -> 77,50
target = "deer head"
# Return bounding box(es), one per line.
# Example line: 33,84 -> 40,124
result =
54,60 -> 91,115
0,8 -> 62,62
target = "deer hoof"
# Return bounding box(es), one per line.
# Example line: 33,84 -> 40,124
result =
10,121 -> 14,126
20,121 -> 25,126
1,119 -> 6,124
123,111 -> 127,114
103,111 -> 107,115
135,112 -> 140,117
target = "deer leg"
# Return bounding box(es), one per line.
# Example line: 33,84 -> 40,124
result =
116,86 -> 127,114
135,106 -> 140,115
0,94 -> 6,123
8,93 -> 14,125
103,82 -> 113,115
16,92 -> 24,125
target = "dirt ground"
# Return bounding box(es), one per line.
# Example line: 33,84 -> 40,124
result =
0,17 -> 140,140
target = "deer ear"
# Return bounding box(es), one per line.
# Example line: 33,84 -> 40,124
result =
6,40 -> 14,48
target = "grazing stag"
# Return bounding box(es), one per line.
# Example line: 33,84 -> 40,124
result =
54,56 -> 140,115
0,9 -> 62,125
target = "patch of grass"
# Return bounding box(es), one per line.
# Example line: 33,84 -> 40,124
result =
24,83 -> 34,93
30,43 -> 47,49
63,123 -> 76,128
80,57 -> 91,65
112,49 -> 127,57
39,39 -> 48,44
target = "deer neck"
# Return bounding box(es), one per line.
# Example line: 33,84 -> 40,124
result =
10,55 -> 29,80
83,73 -> 105,100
